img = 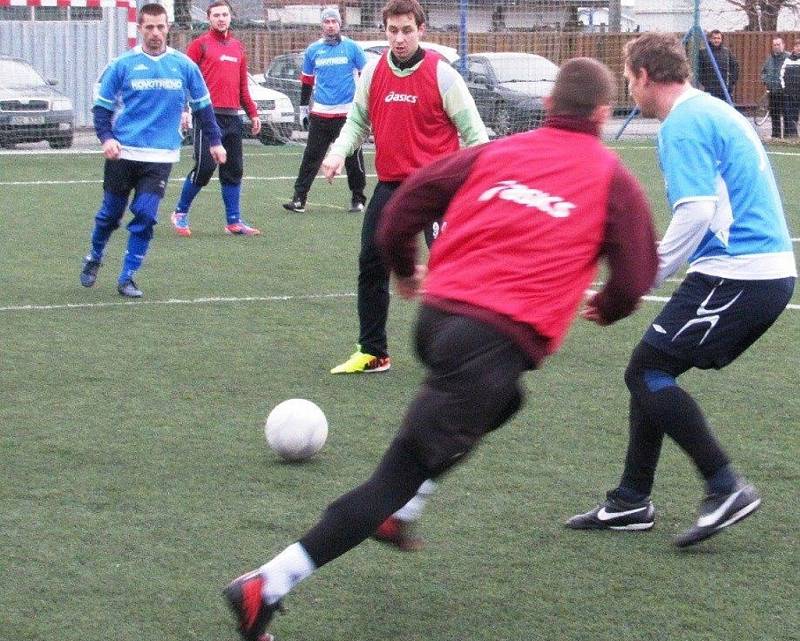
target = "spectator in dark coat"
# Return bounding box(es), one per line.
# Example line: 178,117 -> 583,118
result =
780,40 -> 800,137
698,29 -> 739,102
760,37 -> 788,138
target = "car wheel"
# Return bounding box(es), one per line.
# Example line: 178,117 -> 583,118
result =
48,134 -> 73,149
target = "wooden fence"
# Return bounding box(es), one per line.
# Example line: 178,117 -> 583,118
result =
169,29 -> 799,110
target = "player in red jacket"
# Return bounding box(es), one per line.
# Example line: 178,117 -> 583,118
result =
169,0 -> 261,237
222,57 -> 659,641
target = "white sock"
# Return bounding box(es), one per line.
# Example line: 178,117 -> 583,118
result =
259,542 -> 316,604
393,479 -> 437,522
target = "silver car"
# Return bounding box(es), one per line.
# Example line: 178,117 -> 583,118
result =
0,56 -> 74,149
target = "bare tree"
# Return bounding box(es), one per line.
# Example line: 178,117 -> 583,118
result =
726,0 -> 798,31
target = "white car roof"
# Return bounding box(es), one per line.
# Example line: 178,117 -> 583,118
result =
248,74 -> 291,102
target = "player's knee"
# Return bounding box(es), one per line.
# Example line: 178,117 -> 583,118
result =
94,191 -> 127,229
127,192 -> 160,238
625,360 -> 677,398
193,170 -> 213,187
219,166 -> 242,184
193,161 -> 216,187
398,415 -> 480,479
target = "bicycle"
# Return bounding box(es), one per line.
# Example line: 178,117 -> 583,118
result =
753,91 -> 770,127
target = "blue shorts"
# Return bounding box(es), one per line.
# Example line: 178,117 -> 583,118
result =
643,272 -> 795,370
103,158 -> 172,198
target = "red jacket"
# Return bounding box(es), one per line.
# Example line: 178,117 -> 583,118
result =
186,29 -> 258,119
378,117 -> 658,362
368,52 -> 460,182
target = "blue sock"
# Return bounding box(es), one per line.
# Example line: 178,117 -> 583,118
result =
221,182 -> 241,224
119,233 -> 150,285
91,192 -> 128,261
706,464 -> 738,496
176,178 -> 202,215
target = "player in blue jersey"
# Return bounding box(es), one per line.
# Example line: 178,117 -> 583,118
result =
568,33 -> 796,546
282,6 -> 367,214
79,3 -> 226,298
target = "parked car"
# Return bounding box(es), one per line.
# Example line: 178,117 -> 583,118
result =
258,52 -> 305,128
258,48 -> 381,129
0,56 -> 74,149
354,40 -> 459,63
183,74 -> 294,146
247,74 -> 295,144
454,52 -> 558,137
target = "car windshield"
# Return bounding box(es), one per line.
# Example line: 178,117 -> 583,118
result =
491,57 -> 558,84
0,60 -> 48,88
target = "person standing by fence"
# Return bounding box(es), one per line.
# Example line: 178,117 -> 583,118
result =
698,30 -> 738,102
780,40 -> 800,138
761,37 -> 787,139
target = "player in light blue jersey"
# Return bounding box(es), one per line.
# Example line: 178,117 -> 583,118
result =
79,3 -> 226,298
568,33 -> 796,547
282,6 -> 367,214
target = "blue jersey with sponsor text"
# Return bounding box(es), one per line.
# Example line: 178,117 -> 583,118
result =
302,37 -> 366,114
658,88 -> 796,279
94,46 -> 212,163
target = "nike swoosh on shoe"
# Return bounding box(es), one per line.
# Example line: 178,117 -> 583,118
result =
697,489 -> 745,528
597,506 -> 648,521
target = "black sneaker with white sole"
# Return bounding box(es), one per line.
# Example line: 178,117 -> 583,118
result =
117,279 -> 143,298
348,199 -> 366,213
567,494 -> 655,531
80,255 -> 102,288
282,198 -> 306,213
674,481 -> 761,548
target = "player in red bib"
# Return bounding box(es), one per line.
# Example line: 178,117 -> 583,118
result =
222,57 -> 658,641
323,0 -> 488,376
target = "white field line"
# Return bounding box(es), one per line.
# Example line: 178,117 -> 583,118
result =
1,290 -> 797,314
0,173 -> 799,245
0,174 -> 376,186
0,292 -> 355,313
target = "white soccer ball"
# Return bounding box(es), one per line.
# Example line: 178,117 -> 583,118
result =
265,398 -> 328,462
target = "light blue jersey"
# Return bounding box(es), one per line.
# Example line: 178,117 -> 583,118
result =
94,46 -> 212,163
303,37 -> 366,116
658,88 -> 796,279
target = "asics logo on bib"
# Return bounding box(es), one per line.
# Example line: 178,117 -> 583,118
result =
131,78 -> 183,91
478,180 -> 575,218
384,91 -> 418,103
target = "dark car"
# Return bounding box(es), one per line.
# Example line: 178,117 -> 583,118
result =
0,56 -> 74,149
454,52 -> 558,137
259,52 -> 304,128
258,48 -> 380,129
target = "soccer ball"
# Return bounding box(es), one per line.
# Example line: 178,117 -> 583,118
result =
265,398 -> 328,462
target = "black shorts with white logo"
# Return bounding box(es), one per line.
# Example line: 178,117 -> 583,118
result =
643,272 -> 795,370
103,158 -> 172,198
